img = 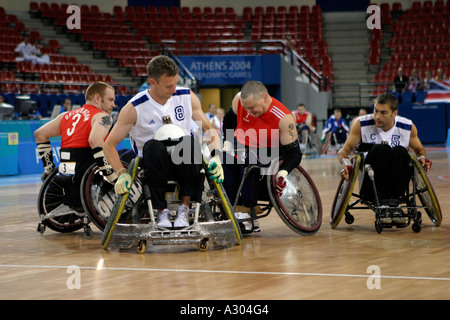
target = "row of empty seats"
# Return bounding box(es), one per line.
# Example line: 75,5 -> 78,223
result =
25,3 -> 333,89
370,1 -> 449,95
0,5 -> 130,99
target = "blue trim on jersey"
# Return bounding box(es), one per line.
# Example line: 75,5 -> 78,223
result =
131,94 -> 149,107
396,121 -> 412,131
360,119 -> 375,127
173,89 -> 190,96
130,137 -> 138,155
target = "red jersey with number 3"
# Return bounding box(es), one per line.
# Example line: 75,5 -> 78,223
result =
60,104 -> 103,148
235,97 -> 291,148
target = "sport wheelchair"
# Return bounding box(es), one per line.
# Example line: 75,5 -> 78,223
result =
36,162 -> 115,238
100,156 -> 243,253
230,159 -> 323,236
297,124 -> 321,158
330,150 -> 442,233
37,151 -> 139,238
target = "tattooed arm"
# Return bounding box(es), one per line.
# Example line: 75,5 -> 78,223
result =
279,113 -> 299,146
89,112 -> 117,182
278,113 -> 302,174
89,113 -> 113,148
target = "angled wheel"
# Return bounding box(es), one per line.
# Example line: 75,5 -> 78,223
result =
268,163 -> 322,236
81,161 -> 141,231
330,154 -> 361,229
80,163 -> 114,231
37,169 -> 84,233
410,155 -> 442,227
101,157 -> 141,249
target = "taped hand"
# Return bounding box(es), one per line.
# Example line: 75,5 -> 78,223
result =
274,170 -> 288,197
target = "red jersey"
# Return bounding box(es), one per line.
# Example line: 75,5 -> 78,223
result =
293,111 -> 310,125
235,97 -> 291,148
60,104 -> 103,149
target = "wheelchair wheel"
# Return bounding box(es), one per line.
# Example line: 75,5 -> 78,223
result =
410,155 -> 442,227
80,163 -> 115,231
268,163 -> 322,236
102,157 -> 141,249
330,154 -> 361,229
37,169 -> 84,233
81,162 -> 141,231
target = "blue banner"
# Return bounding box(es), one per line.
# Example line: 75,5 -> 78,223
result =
178,55 -> 280,86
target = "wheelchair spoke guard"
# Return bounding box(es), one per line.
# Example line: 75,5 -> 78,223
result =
269,163 -> 323,236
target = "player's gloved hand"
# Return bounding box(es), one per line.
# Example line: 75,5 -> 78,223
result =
41,169 -> 53,182
340,157 -> 352,181
208,156 -> 224,183
114,172 -> 132,194
274,170 -> 288,197
421,158 -> 432,174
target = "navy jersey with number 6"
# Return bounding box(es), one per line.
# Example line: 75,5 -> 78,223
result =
128,87 -> 193,156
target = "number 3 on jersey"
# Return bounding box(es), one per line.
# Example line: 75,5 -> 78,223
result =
67,113 -> 82,136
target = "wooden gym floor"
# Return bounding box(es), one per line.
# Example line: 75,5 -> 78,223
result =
0,147 -> 449,300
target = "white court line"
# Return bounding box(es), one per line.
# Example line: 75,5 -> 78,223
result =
1,264 -> 450,282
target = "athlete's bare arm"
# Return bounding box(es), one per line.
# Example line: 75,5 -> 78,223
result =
409,123 -> 431,172
103,103 -> 137,173
34,113 -> 64,143
337,119 -> 362,164
278,114 -> 298,146
336,119 -> 362,181
88,113 -> 113,149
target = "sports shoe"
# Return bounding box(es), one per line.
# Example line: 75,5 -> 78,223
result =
157,209 -> 172,228
236,212 -> 260,233
174,204 -> 190,228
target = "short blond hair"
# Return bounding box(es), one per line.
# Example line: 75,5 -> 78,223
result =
85,81 -> 114,101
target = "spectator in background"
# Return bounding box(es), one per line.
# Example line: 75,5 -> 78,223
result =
211,107 -> 225,135
392,67 -> 408,94
14,35 -> 50,65
408,69 -> 424,92
60,98 -> 72,113
423,70 -> 432,91
204,103 -> 216,120
434,68 -> 445,81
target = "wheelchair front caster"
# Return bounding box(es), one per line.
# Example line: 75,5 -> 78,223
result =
37,223 -> 46,235
83,225 -> 93,239
375,220 -> 383,234
197,238 -> 209,252
344,212 -> 354,224
137,240 -> 147,254
412,222 -> 421,233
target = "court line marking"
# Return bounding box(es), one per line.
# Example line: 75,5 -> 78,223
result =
1,264 -> 450,282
